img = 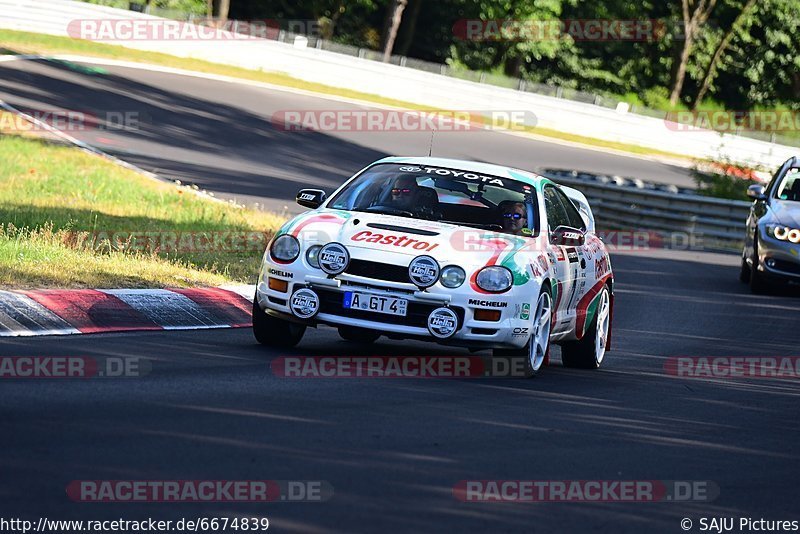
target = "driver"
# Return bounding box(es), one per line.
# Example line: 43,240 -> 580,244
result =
389,176 -> 421,211
499,201 -> 529,236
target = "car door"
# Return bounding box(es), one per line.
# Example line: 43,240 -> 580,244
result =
555,186 -> 593,313
543,185 -> 583,335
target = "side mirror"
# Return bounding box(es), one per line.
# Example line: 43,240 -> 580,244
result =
551,226 -> 586,247
296,189 -> 327,209
747,184 -> 766,200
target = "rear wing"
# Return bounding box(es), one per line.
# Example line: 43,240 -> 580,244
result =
559,185 -> 596,234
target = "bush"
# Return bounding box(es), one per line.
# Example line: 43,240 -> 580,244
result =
692,167 -> 759,200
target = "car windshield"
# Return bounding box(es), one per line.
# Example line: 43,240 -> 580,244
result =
775,168 -> 800,202
328,163 -> 539,235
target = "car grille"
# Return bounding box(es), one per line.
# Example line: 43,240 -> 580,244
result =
315,288 -> 464,330
345,259 -> 410,284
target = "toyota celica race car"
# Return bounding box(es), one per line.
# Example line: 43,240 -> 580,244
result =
253,157 -> 614,377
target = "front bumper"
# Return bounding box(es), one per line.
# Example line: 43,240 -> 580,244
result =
256,259 -> 534,349
757,229 -> 800,282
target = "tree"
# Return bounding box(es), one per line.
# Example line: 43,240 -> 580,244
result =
383,0 -> 408,61
737,0 -> 800,108
212,0 -> 230,22
669,0 -> 718,106
396,0 -> 423,56
449,0 -> 575,80
692,0 -> 757,108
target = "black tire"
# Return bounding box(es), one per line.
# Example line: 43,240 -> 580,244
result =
338,326 -> 381,343
491,350 -> 539,378
252,297 -> 306,348
561,285 -> 611,369
739,255 -> 751,283
492,287 -> 553,378
749,236 -> 769,294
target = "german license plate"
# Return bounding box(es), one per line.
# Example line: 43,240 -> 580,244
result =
343,291 -> 408,317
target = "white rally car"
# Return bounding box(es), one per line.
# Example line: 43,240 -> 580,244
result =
254,157 -> 614,376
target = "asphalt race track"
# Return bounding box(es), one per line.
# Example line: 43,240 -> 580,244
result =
1,57 -> 800,533
2,249 -> 800,532
0,57 -> 697,213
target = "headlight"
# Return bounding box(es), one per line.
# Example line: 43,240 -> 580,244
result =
306,245 -> 322,268
766,225 -> 800,244
270,234 -> 300,262
475,266 -> 513,293
440,265 -> 466,288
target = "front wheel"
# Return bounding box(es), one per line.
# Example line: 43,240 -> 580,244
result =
749,236 -> 769,294
739,254 -> 751,283
252,296 -> 306,348
493,288 -> 553,378
561,285 -> 611,369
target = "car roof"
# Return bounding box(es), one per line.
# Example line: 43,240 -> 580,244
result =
374,156 -> 550,187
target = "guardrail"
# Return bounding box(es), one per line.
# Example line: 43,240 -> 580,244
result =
545,173 -> 750,251
0,0 -> 797,169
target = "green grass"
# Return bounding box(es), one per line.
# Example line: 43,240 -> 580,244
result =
0,134 -> 285,289
0,29 -> 701,161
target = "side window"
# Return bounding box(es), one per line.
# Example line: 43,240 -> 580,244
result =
543,186 -> 571,231
767,160 -> 792,198
554,189 -> 587,231
776,169 -> 800,201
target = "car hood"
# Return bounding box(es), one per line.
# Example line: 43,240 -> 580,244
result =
283,209 -> 539,271
769,200 -> 800,227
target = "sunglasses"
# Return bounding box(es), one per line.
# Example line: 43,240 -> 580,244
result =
392,188 -> 413,195
502,213 -> 525,220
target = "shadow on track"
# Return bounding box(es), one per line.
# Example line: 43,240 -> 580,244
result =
0,57 -> 387,202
